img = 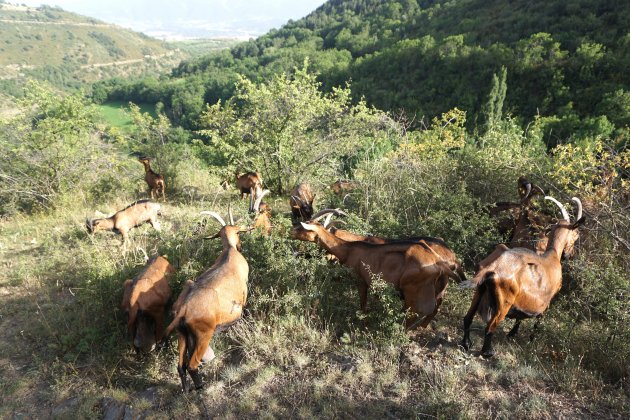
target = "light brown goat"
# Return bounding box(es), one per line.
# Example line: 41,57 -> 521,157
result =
251,189 -> 272,235
289,182 -> 315,223
293,218 -> 459,328
330,179 -> 358,196
121,255 -> 174,353
235,171 -> 263,201
86,200 -> 161,243
139,157 -> 166,200
461,196 -> 585,357
163,209 -> 249,391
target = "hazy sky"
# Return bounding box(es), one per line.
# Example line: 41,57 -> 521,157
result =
17,0 -> 327,39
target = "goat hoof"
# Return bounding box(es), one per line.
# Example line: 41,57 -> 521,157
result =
481,349 -> 495,358
459,340 -> 471,352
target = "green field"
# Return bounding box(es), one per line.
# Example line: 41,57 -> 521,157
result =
96,101 -> 157,130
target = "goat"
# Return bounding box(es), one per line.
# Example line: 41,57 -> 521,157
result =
86,200 -> 161,243
121,255 -> 174,353
289,182 -> 315,223
328,227 -> 466,282
235,171 -> 263,201
292,216 -> 459,328
461,196 -> 585,357
488,176 -> 541,237
163,209 -> 249,392
330,179 -> 358,196
138,157 -> 166,200
250,189 -> 272,235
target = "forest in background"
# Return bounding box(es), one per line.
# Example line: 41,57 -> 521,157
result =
0,0 -> 629,417
96,0 -> 630,148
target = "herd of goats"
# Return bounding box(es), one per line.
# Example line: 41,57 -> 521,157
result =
83,158 -> 585,392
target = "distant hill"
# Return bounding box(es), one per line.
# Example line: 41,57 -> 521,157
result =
0,3 -> 185,94
100,0 -> 630,143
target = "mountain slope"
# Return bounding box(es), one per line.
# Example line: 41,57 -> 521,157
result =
102,0 -> 630,142
0,3 -> 185,91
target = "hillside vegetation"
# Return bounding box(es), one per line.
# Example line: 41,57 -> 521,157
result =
98,0 -> 630,147
1,0 -> 628,417
0,71 -> 628,417
0,3 -> 185,94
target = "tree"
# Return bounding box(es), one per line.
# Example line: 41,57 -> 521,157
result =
197,63 -> 399,193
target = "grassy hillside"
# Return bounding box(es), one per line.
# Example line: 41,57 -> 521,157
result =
0,3 -> 185,91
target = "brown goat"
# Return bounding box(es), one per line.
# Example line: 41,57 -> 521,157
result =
139,157 -> 166,200
235,171 -> 263,201
329,227 -> 466,282
461,197 -> 585,357
121,255 -> 174,353
251,189 -> 272,235
293,219 -> 459,328
86,200 -> 161,243
289,182 -> 315,223
163,209 -> 249,392
330,179 -> 358,196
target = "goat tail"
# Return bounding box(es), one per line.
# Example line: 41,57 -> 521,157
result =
478,271 -> 498,323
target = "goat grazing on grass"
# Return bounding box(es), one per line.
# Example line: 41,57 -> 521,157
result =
292,214 -> 459,328
139,157 -> 166,200
163,209 -> 250,392
235,171 -> 263,201
250,189 -> 272,235
461,196 -> 585,357
289,182 -> 315,223
86,200 -> 161,243
121,255 -> 174,353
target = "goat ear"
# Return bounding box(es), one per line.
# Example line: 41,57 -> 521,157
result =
203,232 -> 221,240
300,222 -> 317,231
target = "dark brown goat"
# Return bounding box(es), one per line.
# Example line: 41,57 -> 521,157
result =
461,197 -> 585,357
289,182 -> 315,223
139,157 -> 166,200
121,255 -> 174,353
86,200 -> 161,243
163,209 -> 250,392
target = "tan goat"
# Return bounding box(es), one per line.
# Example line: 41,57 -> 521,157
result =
251,189 -> 272,235
235,171 -> 263,201
163,209 -> 249,391
139,157 -> 166,200
461,196 -> 585,357
121,255 -> 174,353
293,218 -> 459,328
86,200 -> 161,243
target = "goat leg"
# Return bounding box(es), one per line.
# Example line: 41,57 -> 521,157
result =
529,315 -> 543,342
481,332 -> 495,358
461,289 -> 481,351
507,319 -> 522,337
188,368 -> 204,391
177,365 -> 188,392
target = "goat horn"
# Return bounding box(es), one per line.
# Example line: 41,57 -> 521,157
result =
291,195 -> 304,206
311,208 -> 348,222
199,211 -> 226,227
572,197 -> 583,220
532,184 -> 545,196
254,189 -> 270,212
323,213 -> 334,228
544,196 -> 570,222
228,204 -> 234,226
328,220 -> 347,228
520,182 -> 532,203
